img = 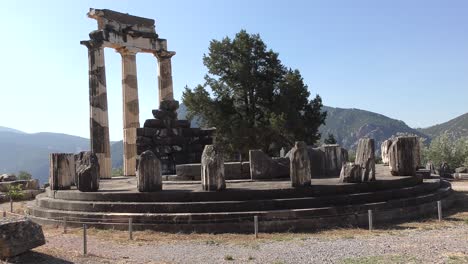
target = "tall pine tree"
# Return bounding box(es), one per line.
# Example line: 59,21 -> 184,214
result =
183,30 -> 326,155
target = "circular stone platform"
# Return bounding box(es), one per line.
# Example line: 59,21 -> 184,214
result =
28,165 -> 453,233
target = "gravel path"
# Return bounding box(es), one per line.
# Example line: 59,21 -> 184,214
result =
3,221 -> 466,264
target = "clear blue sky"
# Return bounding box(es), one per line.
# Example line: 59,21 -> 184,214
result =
1,0 -> 467,140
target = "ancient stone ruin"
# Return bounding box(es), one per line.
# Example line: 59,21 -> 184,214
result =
81,8 -> 213,177
381,139 -> 392,165
355,138 -> 376,181
137,150 -> 162,192
201,145 -> 226,191
49,153 -> 74,190
388,136 -> 421,176
75,151 -> 100,192
290,141 -> 311,187
339,138 -> 375,183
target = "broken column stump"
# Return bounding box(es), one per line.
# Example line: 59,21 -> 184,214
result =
388,136 -> 420,176
49,153 -> 75,190
75,151 -> 100,192
137,150 -> 162,192
339,163 -> 363,183
290,141 -> 311,187
201,145 -> 226,191
249,149 -> 290,179
381,139 -> 392,166
355,138 -> 376,181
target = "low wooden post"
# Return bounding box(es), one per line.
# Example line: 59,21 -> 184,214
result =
83,224 -> 87,256
368,209 -> 373,231
10,198 -> 13,213
2,211 -> 5,217
63,216 -> 68,234
254,216 -> 258,238
128,218 -> 133,240
437,201 -> 442,222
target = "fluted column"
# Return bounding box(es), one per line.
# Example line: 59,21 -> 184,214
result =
154,50 -> 176,103
117,47 -> 140,176
81,41 -> 112,178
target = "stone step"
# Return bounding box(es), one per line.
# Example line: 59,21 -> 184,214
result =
28,183 -> 452,233
35,181 -> 440,213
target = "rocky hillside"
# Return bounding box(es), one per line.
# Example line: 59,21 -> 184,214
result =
319,106 -> 427,153
418,112 -> 468,139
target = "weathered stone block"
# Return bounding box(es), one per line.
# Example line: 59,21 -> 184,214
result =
381,139 -> 392,165
249,150 -> 289,179
201,145 -> 225,191
306,145 -> 348,178
75,151 -> 100,192
159,99 -> 179,111
355,138 -> 375,181
388,136 -> 420,176
152,109 -> 178,120
290,141 -> 311,187
143,119 -> 165,128
49,153 -> 75,190
339,163 -> 363,183
0,218 -> 45,259
137,150 -> 162,192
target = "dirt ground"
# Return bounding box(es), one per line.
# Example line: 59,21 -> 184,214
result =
1,181 -> 467,264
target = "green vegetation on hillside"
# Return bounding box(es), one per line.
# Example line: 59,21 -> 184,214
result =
422,133 -> 468,169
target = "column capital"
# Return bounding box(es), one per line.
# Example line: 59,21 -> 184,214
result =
153,50 -> 176,60
116,47 -> 140,56
80,40 -> 103,50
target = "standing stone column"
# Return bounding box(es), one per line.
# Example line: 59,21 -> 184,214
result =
201,145 -> 226,191
49,153 -> 75,190
388,136 -> 420,176
381,139 -> 392,166
355,138 -> 376,181
118,47 -> 140,176
137,150 -> 162,192
154,50 -> 176,103
81,41 -> 112,178
290,141 -> 311,187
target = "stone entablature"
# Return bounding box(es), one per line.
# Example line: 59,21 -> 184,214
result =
81,8 -> 176,177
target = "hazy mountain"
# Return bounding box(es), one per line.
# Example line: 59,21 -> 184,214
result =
319,106 -> 427,153
418,112 -> 468,139
0,126 -> 25,134
0,130 -> 123,184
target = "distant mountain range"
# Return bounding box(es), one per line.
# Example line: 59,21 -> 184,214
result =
417,112 -> 468,139
1,106 -> 466,184
318,106 -> 428,153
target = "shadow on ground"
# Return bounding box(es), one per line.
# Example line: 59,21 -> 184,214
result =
4,251 -> 73,264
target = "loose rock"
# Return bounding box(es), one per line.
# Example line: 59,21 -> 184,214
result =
0,218 -> 45,259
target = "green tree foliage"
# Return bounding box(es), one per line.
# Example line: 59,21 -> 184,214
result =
183,30 -> 326,155
324,133 -> 337,144
422,133 -> 468,169
112,167 -> 123,177
17,170 -> 32,180
6,184 -> 23,201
